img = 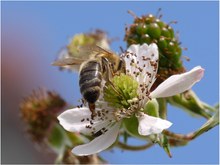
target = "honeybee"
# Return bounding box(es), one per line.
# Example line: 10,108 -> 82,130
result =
53,45 -> 126,117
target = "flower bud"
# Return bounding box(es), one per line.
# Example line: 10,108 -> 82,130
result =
20,88 -> 66,143
57,29 -> 110,71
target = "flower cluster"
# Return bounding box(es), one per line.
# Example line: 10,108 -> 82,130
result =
125,13 -> 186,88
58,43 -> 204,156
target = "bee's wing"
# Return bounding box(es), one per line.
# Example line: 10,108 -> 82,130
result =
90,45 -> 113,54
79,45 -> 113,57
52,57 -> 86,66
53,45 -> 114,66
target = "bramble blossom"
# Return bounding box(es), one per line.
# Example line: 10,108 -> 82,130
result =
58,43 -> 204,156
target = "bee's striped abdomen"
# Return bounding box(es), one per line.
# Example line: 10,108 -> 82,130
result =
79,60 -> 102,104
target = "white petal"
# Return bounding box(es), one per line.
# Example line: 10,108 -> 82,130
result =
57,107 -> 113,135
137,112 -> 172,136
142,43 -> 159,88
72,123 -> 121,156
150,66 -> 204,98
127,44 -> 141,55
125,44 -> 159,84
122,43 -> 159,104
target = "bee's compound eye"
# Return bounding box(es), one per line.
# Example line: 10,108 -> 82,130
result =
111,63 -> 114,68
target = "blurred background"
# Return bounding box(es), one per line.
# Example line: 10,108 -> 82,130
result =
1,1 -> 219,164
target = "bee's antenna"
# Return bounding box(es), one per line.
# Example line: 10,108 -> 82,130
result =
119,46 -> 125,53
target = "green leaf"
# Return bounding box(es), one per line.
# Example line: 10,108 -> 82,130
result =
159,135 -> 172,158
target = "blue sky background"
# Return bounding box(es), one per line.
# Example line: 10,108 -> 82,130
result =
2,1 -> 219,164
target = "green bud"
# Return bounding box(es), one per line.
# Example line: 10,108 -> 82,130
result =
140,34 -> 151,44
161,27 -> 171,38
167,26 -> 175,38
158,37 -> 168,50
136,23 -> 148,35
148,23 -> 161,39
172,47 -> 182,61
167,41 -> 176,55
145,14 -> 155,24
156,18 -> 165,28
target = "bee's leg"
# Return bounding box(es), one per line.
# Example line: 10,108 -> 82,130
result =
101,57 -> 121,95
101,57 -> 113,81
89,103 -> 97,120
109,58 -> 126,77
80,98 -> 87,106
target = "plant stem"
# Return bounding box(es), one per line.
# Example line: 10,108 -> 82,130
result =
116,141 -> 154,151
163,130 -> 194,141
163,108 -> 219,141
157,98 -> 167,119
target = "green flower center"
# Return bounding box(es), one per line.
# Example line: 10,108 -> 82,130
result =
103,74 -> 138,109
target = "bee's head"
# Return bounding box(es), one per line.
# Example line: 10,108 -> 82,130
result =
117,58 -> 126,73
111,57 -> 126,74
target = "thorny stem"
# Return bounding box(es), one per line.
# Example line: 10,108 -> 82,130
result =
163,123 -> 218,141
163,130 -> 194,141
116,141 -> 154,151
163,103 -> 219,142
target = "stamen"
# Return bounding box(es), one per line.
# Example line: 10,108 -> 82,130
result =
86,125 -> 92,129
92,129 -> 104,137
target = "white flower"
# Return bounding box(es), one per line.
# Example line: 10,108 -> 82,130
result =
58,43 -> 204,156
